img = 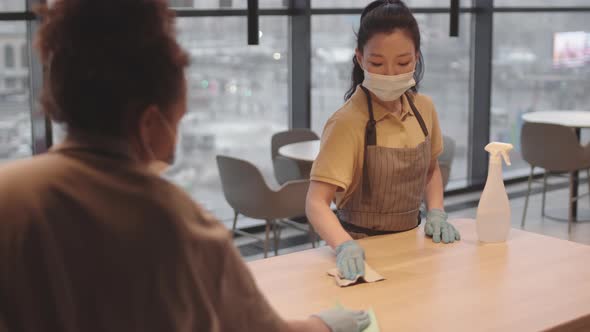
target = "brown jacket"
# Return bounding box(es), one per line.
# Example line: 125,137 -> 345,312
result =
0,138 -> 285,332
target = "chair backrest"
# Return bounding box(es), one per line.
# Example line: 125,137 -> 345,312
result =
271,129 -> 319,185
273,156 -> 304,185
216,155 -> 273,218
520,121 -> 590,172
438,135 -> 456,189
271,129 -> 319,160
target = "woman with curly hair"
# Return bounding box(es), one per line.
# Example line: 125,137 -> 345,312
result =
0,1 -> 368,331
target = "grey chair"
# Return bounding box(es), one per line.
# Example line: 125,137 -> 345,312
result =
216,155 -> 315,258
438,135 -> 456,190
520,122 -> 590,234
271,129 -> 319,185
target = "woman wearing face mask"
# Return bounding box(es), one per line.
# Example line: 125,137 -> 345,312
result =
306,0 -> 461,281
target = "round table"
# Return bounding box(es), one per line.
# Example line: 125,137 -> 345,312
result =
278,140 -> 320,162
522,110 -> 590,222
522,110 -> 590,128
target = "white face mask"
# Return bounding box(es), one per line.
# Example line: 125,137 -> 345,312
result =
143,111 -> 179,167
362,70 -> 416,101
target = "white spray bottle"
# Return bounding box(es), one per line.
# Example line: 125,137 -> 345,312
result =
476,142 -> 514,243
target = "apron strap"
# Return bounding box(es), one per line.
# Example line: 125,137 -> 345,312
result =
404,92 -> 429,138
359,86 -> 376,203
360,85 -> 377,145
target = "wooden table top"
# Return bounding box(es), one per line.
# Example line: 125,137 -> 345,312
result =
248,219 -> 590,331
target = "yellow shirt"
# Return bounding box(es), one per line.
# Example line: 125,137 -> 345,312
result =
311,85 -> 443,207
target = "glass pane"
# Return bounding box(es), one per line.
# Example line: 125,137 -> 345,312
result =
0,22 -> 32,163
495,0 -> 589,7
171,16 -> 288,219
311,14 -> 472,186
0,0 -> 25,11
313,0 -> 472,8
5,45 -> 15,68
170,0 -> 287,9
492,13 -> 590,178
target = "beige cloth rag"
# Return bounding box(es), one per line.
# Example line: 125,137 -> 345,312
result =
327,263 -> 385,287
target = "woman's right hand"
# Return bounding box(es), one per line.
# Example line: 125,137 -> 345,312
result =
335,240 -> 365,280
288,307 -> 369,332
313,308 -> 370,332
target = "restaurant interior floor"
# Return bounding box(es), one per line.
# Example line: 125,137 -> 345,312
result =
232,174 -> 590,261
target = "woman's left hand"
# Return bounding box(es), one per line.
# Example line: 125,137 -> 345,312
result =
425,209 -> 461,244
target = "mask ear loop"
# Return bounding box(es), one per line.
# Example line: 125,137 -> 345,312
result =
154,111 -> 178,164
142,127 -> 169,175
140,127 -> 157,162
136,108 -> 177,164
135,107 -> 159,163
156,111 -> 176,144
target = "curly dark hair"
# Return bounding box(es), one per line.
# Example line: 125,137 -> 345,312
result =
34,0 -> 190,137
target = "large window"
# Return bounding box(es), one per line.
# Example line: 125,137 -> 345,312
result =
4,0 -> 590,199
51,16 -> 290,222
0,22 -> 31,163
4,45 -> 14,68
20,43 -> 27,67
312,0 -> 472,8
491,12 -> 590,177
311,14 -> 472,186
167,16 -> 289,220
169,0 -> 287,9
0,0 -> 24,11
495,0 -> 589,7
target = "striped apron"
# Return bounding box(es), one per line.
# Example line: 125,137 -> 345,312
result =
337,86 -> 431,239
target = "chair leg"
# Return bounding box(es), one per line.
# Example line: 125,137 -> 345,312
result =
273,220 -> 280,256
521,166 -> 534,228
541,172 -> 548,217
232,210 -> 239,232
568,170 -> 577,236
264,220 -> 271,259
308,224 -> 316,248
276,220 -> 284,240
587,169 -> 590,208
568,175 -> 576,238
568,198 -> 573,238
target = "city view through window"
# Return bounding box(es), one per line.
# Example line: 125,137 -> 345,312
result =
1,0 -> 589,222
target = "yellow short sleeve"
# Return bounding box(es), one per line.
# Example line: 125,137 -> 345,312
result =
310,116 -> 360,192
429,103 -> 444,160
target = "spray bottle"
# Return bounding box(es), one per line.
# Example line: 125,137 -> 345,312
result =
476,142 -> 514,243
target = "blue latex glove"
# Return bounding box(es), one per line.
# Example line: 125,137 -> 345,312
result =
424,209 -> 461,244
314,308 -> 370,332
335,240 -> 365,280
